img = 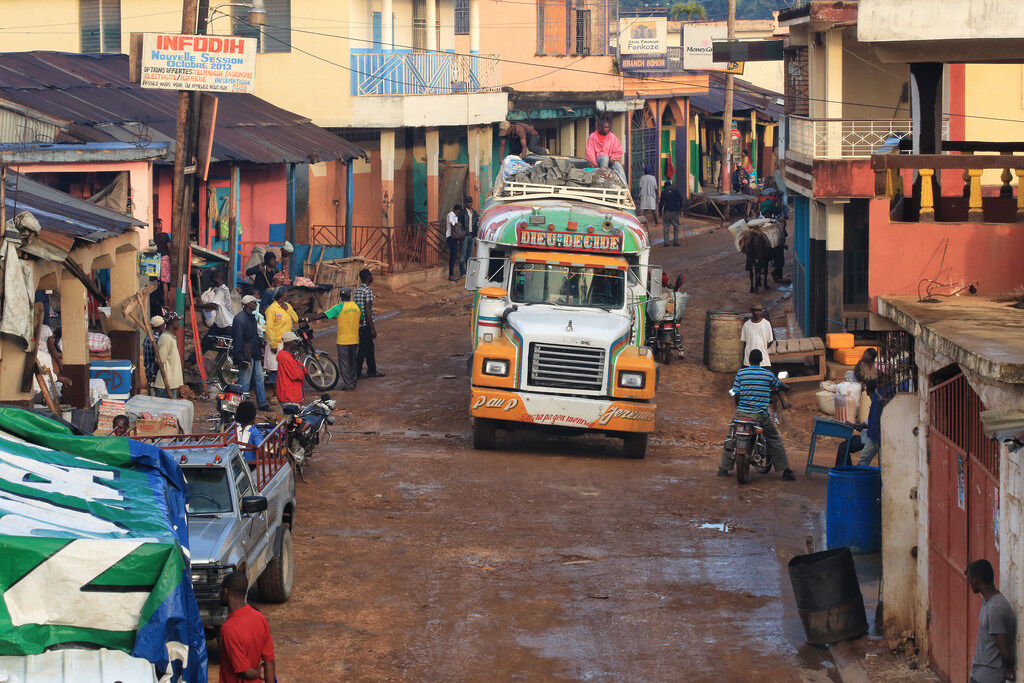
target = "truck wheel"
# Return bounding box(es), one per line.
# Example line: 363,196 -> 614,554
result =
257,527 -> 294,603
472,418 -> 496,450
623,433 -> 648,459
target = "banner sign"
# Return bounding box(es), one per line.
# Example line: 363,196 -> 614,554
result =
618,17 -> 668,55
620,55 -> 668,73
0,409 -> 207,683
712,39 -> 785,62
517,226 -> 623,252
683,25 -> 740,71
141,33 -> 257,93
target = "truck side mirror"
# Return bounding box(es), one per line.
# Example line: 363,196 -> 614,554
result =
648,265 -> 663,298
464,259 -> 481,291
241,496 -> 268,514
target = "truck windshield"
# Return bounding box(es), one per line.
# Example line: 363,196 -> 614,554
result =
510,262 -> 625,309
183,468 -> 233,514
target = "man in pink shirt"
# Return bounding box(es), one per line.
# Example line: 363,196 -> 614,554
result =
585,118 -> 626,183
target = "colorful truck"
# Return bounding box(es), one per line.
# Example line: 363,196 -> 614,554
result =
465,159 -> 662,458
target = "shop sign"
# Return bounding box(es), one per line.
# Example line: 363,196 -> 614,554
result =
619,17 -> 667,55
140,33 -> 257,93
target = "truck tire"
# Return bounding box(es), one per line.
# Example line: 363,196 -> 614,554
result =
472,418 -> 496,450
623,433 -> 648,459
257,527 -> 294,603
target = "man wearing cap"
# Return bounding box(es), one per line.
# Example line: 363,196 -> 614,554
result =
274,331 -> 307,405
741,303 -> 774,369
499,121 -> 547,158
305,287 -> 361,391
232,295 -> 269,410
152,315 -> 184,399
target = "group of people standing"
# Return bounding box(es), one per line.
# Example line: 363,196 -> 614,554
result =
445,196 -> 479,282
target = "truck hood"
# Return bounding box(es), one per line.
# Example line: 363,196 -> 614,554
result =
506,305 -> 631,348
186,515 -> 236,565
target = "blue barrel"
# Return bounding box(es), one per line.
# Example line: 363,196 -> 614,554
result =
826,466 -> 881,554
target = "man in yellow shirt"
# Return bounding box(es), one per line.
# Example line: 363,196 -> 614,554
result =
152,315 -> 184,399
305,287 -> 361,391
263,287 -> 298,402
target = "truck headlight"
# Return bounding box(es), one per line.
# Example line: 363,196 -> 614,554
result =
483,359 -> 510,376
618,371 -> 645,389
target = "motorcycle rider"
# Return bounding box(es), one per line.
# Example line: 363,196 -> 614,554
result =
718,348 -> 796,481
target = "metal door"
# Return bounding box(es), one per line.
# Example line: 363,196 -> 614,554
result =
927,370 -> 1000,682
630,110 -> 657,195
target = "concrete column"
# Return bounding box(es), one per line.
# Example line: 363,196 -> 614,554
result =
824,201 -> 845,333
380,129 -> 396,227
59,269 -> 90,407
559,120 -> 575,157
469,0 -> 480,52
426,127 -> 440,222
425,0 -> 437,51
467,126 -> 481,204
382,0 -> 393,49
575,119 -> 589,160
109,243 -> 139,331
478,125 -> 493,197
824,28 -> 843,158
911,63 -> 944,155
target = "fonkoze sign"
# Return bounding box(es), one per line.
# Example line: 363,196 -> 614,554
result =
619,17 -> 667,55
140,33 -> 256,93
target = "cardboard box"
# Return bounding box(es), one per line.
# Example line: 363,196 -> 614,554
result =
133,419 -> 181,437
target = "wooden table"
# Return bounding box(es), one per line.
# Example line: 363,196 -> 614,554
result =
768,337 -> 826,383
686,192 -> 759,224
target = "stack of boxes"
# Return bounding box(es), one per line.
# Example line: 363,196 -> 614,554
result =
825,332 -> 878,378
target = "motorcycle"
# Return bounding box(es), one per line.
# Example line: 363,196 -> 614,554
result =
209,335 -> 239,388
727,371 -> 789,484
293,321 -> 340,392
214,385 -> 247,432
646,273 -> 689,365
282,394 -> 336,478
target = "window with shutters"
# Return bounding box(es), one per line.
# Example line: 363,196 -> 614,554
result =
233,0 -> 291,53
454,0 -> 470,35
412,0 -> 427,50
537,0 -> 611,57
79,0 -> 121,54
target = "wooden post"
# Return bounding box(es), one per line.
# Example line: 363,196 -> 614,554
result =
1016,169 -> 1024,221
228,164 -> 239,285
720,0 -> 736,193
967,168 -> 983,221
919,168 -> 935,222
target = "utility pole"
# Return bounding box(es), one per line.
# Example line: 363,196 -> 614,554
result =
720,0 -> 736,193
171,0 -> 200,335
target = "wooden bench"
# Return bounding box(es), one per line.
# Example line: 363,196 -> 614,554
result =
768,337 -> 826,383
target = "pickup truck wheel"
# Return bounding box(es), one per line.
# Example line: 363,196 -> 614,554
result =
623,433 -> 648,459
257,527 -> 293,603
472,418 -> 496,450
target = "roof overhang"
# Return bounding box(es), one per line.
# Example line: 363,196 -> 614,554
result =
0,142 -> 167,164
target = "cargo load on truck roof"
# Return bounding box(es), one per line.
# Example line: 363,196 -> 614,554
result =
493,155 -> 635,211
0,407 -> 206,683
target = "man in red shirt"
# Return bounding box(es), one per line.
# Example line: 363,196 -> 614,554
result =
218,572 -> 276,683
275,331 -> 306,406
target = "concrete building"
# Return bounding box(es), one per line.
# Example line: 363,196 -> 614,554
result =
828,1 -> 1024,680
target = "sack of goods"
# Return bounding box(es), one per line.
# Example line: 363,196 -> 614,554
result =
646,291 -> 690,322
833,372 -> 863,423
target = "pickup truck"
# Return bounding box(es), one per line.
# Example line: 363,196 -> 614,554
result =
139,426 -> 296,628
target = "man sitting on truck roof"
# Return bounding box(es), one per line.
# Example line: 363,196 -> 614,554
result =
585,118 -> 626,183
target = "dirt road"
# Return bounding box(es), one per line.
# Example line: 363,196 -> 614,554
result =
210,222 -> 842,681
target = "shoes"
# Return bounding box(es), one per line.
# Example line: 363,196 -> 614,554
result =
365,372 -> 386,378
782,469 -> 796,481
717,467 -> 730,477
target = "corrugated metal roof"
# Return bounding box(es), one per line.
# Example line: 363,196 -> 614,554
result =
0,52 -> 366,164
3,170 -> 142,246
688,75 -> 784,120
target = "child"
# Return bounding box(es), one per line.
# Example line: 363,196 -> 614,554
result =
234,401 -> 264,463
109,414 -> 131,437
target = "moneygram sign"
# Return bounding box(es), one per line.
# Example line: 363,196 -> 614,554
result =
141,33 -> 257,93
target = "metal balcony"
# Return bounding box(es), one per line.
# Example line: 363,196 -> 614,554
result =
350,51 -> 500,96
788,116 -> 916,159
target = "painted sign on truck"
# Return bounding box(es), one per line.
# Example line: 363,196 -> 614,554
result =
140,33 -> 257,93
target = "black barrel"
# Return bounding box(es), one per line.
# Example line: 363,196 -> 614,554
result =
787,547 -> 868,645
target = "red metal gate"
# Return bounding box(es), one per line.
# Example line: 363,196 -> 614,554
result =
927,371 -> 1000,682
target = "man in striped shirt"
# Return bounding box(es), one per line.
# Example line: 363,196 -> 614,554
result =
718,349 -> 796,480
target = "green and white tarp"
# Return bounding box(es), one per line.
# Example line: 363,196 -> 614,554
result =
0,408 -> 206,682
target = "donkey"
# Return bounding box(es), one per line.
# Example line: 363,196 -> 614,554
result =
739,229 -> 772,293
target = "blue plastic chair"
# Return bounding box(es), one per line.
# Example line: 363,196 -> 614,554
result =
806,416 -> 856,477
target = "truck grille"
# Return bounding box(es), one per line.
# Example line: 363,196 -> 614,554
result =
528,343 -> 606,392
191,564 -> 234,602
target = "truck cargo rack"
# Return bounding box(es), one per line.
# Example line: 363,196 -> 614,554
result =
133,422 -> 290,491
492,178 -> 635,211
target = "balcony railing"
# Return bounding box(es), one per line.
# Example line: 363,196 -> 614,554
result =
789,117 -> 916,159
351,51 -> 500,96
872,151 -> 1024,224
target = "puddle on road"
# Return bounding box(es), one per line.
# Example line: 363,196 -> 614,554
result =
697,522 -> 730,532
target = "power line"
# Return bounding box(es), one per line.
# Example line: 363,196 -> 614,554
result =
0,10 -> 180,30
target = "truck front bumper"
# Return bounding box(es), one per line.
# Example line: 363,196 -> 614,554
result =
470,388 -> 655,433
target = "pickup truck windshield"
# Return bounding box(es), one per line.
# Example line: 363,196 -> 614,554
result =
510,262 -> 624,309
183,468 -> 233,514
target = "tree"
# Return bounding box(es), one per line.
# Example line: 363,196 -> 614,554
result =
669,0 -> 708,19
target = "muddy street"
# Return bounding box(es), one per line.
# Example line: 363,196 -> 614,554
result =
216,224 -> 839,681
